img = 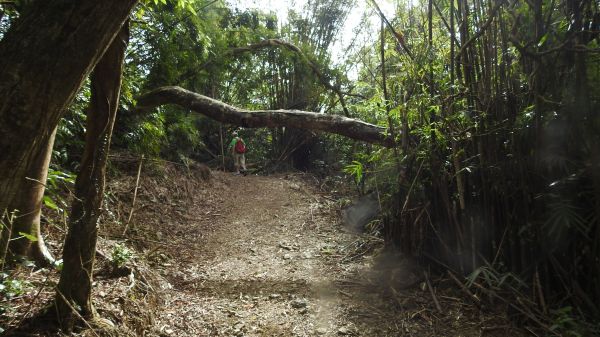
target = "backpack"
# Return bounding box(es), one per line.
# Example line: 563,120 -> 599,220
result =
234,138 -> 246,154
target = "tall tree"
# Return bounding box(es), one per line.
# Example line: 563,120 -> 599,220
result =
55,23 -> 130,330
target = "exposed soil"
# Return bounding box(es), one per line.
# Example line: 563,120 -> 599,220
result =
1,162 -> 524,336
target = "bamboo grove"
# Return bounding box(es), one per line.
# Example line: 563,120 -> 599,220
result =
362,0 -> 600,330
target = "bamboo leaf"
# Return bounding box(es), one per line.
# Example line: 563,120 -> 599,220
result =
43,196 -> 59,211
537,34 -> 548,47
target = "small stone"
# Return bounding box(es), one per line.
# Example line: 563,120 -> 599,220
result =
94,317 -> 115,329
225,309 -> 237,317
291,299 -> 307,309
338,326 -> 353,335
269,293 -> 281,299
316,327 -> 327,334
283,254 -> 292,260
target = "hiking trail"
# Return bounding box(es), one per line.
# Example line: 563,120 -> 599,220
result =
136,171 -> 401,336
107,167 -> 507,337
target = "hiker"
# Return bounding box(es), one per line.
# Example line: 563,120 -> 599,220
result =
229,130 -> 247,175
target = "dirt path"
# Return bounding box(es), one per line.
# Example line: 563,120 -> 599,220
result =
0,165 -> 527,336
148,171 -> 399,337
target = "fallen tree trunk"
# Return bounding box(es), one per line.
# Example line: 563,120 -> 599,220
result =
136,86 -> 395,147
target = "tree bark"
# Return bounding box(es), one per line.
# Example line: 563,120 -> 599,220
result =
2,128 -> 57,267
136,86 -> 395,147
0,0 -> 137,224
55,23 -> 129,330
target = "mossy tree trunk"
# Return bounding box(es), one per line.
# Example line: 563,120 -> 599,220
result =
55,23 -> 130,330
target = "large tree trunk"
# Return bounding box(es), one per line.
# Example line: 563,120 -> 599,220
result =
136,86 -> 396,147
1,128 -> 57,267
55,23 -> 129,331
0,0 -> 137,227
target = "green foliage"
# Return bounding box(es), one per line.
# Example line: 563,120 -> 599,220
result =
118,112 -> 167,157
0,272 -> 32,318
16,232 -> 37,243
44,168 -> 75,218
164,114 -> 205,160
54,87 -> 89,169
466,265 -> 526,291
548,306 -> 598,337
143,0 -> 197,13
46,169 -> 76,189
0,273 -> 30,301
544,199 -> 590,239
111,244 -> 133,268
343,161 -> 364,185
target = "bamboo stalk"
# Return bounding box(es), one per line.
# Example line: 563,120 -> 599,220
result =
534,267 -> 548,314
424,271 -> 442,312
380,18 -> 401,160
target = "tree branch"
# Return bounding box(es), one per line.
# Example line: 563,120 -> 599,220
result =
136,86 -> 395,147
